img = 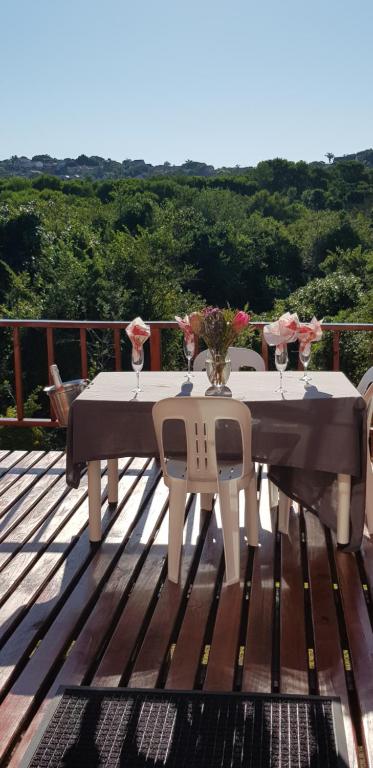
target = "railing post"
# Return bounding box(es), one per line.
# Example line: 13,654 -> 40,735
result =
113,328 -> 122,371
150,327 -> 161,371
80,328 -> 88,379
332,331 -> 340,372
13,327 -> 24,421
260,330 -> 269,370
46,327 -> 57,421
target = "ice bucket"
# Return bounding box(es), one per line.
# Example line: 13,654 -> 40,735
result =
43,379 -> 89,427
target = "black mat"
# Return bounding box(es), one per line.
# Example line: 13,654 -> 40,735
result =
21,687 -> 349,768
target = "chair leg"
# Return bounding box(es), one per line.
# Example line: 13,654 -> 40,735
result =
168,484 -> 187,583
278,492 -> 291,534
337,473 -> 351,545
88,460 -> 102,542
268,478 -> 279,509
244,475 -> 259,546
218,482 -> 240,585
201,493 -> 214,511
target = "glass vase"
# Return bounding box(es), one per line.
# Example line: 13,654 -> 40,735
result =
205,350 -> 231,396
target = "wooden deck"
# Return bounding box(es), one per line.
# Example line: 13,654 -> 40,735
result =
0,449 -> 372,767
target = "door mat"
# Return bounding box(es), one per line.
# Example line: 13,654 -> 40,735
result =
21,686 -> 348,767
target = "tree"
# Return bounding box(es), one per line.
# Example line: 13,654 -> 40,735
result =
325,153 -> 334,164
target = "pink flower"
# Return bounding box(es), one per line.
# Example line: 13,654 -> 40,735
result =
232,311 -> 250,332
263,312 -> 299,346
175,314 -> 194,346
297,317 -> 323,350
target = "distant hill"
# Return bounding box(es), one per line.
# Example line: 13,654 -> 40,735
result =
1,149 -> 373,181
0,155 -> 233,181
333,149 -> 373,167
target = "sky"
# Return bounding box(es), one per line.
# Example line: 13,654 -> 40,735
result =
1,0 -> 373,168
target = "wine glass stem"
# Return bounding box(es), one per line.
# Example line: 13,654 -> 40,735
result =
136,371 -> 140,392
280,371 -> 283,392
187,358 -> 191,379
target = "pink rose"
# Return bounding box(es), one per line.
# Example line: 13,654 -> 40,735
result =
232,311 -> 250,331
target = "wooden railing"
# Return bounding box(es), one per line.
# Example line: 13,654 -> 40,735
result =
0,319 -> 372,428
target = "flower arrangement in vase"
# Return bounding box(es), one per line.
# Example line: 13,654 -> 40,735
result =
189,307 -> 250,394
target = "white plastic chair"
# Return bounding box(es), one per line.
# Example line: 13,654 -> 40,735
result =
193,347 -> 266,372
152,396 -> 258,585
358,367 -> 373,395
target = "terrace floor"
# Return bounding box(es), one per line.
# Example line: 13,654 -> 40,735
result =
0,449 -> 372,767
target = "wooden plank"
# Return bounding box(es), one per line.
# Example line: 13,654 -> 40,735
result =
242,513 -> 275,692
0,451 -> 39,494
0,474 -> 93,651
0,459 -> 93,603
165,508 -> 223,690
92,492 -> 171,686
0,454 -> 65,550
203,504 -> 250,691
0,450 -> 63,522
0,450 -> 11,463
0,460 -> 141,690
0,451 -> 28,478
0,459 -> 158,763
306,513 -> 358,768
128,495 -> 201,689
0,464 -> 74,575
334,543 -> 373,767
280,509 -> 308,694
361,535 -> 373,597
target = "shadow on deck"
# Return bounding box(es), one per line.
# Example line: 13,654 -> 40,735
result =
0,449 -> 372,767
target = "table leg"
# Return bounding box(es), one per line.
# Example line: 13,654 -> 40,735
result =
107,458 -> 118,505
337,473 -> 351,545
88,460 -> 102,542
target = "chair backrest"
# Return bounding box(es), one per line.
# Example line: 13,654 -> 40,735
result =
193,347 -> 265,372
152,396 -> 252,484
364,382 -> 373,428
358,366 -> 373,395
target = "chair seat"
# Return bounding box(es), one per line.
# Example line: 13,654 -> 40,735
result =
165,458 -> 253,487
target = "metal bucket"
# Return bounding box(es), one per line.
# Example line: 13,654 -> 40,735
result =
43,379 -> 89,427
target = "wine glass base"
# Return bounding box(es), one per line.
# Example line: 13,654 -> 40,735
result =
205,385 -> 232,397
299,374 -> 312,383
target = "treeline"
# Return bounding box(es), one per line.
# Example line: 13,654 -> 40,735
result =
0,157 -> 372,448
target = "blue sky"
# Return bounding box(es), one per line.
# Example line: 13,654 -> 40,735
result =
1,0 -> 373,167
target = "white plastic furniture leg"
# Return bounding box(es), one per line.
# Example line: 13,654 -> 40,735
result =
88,460 -> 102,542
244,476 -> 259,546
278,492 -> 291,534
268,478 -> 279,509
107,458 -> 118,504
167,482 -> 187,583
218,482 -> 240,584
337,473 -> 351,545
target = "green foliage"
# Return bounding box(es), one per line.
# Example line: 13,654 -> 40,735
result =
0,158 -> 372,448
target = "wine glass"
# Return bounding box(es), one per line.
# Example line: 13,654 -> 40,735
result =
299,345 -> 311,383
131,346 -> 144,394
275,345 -> 288,394
183,336 -> 195,381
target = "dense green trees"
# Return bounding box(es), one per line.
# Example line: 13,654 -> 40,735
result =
0,156 -> 372,447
